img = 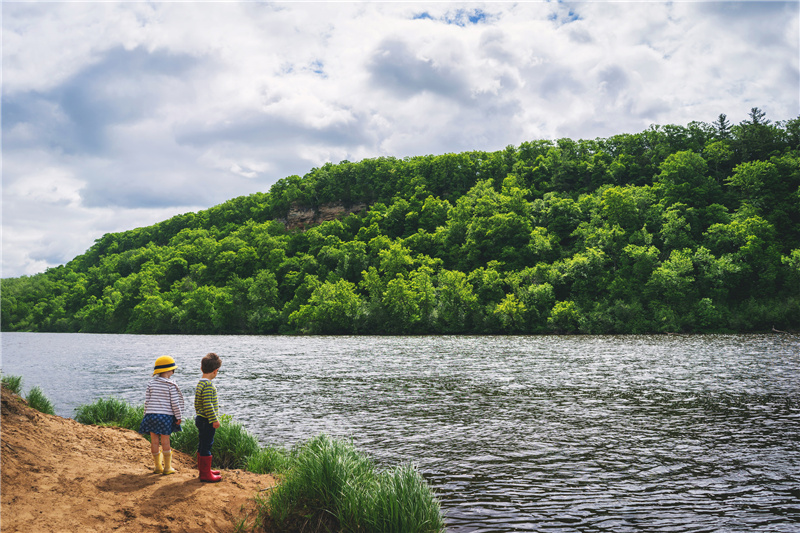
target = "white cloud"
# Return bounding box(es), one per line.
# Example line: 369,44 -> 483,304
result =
6,165 -> 83,208
2,1 -> 798,277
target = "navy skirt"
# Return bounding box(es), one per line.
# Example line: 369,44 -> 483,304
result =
139,413 -> 182,436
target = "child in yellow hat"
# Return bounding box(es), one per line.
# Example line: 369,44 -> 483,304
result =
139,355 -> 185,475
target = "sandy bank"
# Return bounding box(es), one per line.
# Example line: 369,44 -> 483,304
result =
1,386 -> 276,532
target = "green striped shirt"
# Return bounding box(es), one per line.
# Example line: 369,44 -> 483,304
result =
194,378 -> 220,424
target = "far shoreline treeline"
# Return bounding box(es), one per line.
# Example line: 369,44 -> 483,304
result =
3,110 -> 800,335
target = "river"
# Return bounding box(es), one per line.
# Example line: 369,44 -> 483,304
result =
2,332 -> 798,532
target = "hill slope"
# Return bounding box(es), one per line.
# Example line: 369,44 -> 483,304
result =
0,386 -> 275,533
2,113 -> 800,335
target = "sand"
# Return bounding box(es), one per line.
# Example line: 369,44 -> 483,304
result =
1,385 -> 276,532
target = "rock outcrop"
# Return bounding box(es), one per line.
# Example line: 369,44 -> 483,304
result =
283,202 -> 367,230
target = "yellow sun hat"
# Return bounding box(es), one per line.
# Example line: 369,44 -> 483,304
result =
153,355 -> 177,375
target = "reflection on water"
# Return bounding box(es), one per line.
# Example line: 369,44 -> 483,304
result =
3,333 -> 799,532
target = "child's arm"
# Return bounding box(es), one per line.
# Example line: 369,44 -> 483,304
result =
144,382 -> 152,411
200,382 -> 221,428
207,389 -> 220,428
170,383 -> 184,425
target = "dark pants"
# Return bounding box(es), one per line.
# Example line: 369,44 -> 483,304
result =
196,415 -> 216,456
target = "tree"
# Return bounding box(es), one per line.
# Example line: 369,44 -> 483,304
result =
382,275 -> 422,333
647,249 -> 696,308
660,204 -> 694,251
468,263 -> 506,307
245,270 -> 280,333
75,295 -> 113,333
735,107 -> 779,161
547,300 -> 580,333
692,246 -> 740,303
600,186 -> 652,231
646,248 -> 696,331
725,160 -> 778,209
318,240 -> 369,284
656,150 -> 718,208
557,247 -> 608,300
465,211 -> 533,268
128,294 -> 176,334
703,215 -> 781,297
289,279 -> 363,334
703,140 -> 734,183
614,244 -> 659,298
435,269 -> 478,333
748,107 -> 769,126
532,193 -> 584,248
378,242 -> 415,279
493,294 -> 527,332
418,195 -> 451,232
782,249 -> 800,293
174,285 -> 218,334
713,113 -> 731,139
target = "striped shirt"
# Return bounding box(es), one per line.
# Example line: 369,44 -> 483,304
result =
144,376 -> 184,419
195,378 -> 220,424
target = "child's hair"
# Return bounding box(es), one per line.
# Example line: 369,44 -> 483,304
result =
201,352 -> 222,374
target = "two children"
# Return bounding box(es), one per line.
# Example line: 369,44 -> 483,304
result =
139,352 -> 223,483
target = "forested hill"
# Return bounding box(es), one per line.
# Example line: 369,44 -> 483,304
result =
3,110 -> 800,335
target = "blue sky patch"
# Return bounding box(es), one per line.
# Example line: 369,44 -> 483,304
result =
445,9 -> 488,26
310,60 -> 326,77
414,8 -> 489,27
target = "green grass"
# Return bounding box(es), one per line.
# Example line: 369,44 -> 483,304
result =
368,465 -> 447,533
1,375 -> 56,415
1,374 -> 23,394
171,414 -> 261,469
168,417 -> 198,454
246,444 -> 292,475
25,386 -> 56,415
74,397 -> 144,431
264,434 -> 445,533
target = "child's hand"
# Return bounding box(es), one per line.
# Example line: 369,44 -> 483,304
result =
212,421 -> 220,429
176,419 -> 181,425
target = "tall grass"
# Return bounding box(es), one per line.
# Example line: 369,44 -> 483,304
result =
246,444 -> 292,475
265,434 -> 445,533
170,415 -> 261,469
368,465 -> 446,533
1,374 -> 23,394
1,375 -> 56,415
74,397 -> 144,431
26,386 -> 55,415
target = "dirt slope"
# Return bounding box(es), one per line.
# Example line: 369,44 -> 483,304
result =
1,386 -> 276,532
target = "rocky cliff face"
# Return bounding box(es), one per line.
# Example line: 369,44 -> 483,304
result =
283,202 -> 367,230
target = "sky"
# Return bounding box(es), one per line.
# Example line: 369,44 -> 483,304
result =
2,1 -> 799,278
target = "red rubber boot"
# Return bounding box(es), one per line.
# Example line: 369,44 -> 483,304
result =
197,453 -> 220,476
198,454 -> 221,483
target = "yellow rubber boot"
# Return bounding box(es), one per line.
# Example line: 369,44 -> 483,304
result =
152,452 -> 163,474
162,451 -> 177,475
